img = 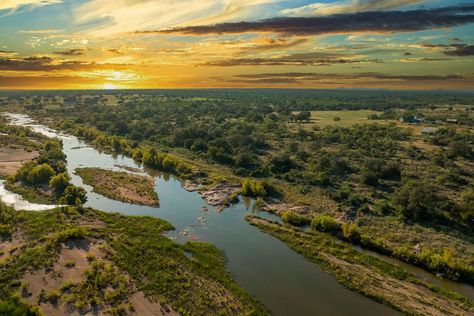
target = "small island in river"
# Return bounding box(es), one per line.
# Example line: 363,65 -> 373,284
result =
75,167 -> 159,206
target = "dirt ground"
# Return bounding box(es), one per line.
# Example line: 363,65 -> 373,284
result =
21,239 -> 102,315
0,147 -> 38,176
0,231 -> 24,260
129,292 -> 177,316
20,238 -> 176,316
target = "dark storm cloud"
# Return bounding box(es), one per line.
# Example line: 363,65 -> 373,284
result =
241,38 -> 309,53
445,44 -> 474,56
423,43 -> 474,56
203,52 -> 382,67
232,72 -> 470,82
52,48 -> 86,56
0,56 -> 91,71
145,5 -> 474,36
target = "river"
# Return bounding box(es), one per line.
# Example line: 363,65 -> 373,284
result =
2,113 -> 471,315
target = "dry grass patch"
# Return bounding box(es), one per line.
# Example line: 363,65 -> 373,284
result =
75,168 -> 159,206
0,148 -> 38,176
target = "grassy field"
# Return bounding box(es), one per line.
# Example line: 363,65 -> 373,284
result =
299,110 -> 383,127
75,167 -> 159,206
246,215 -> 473,316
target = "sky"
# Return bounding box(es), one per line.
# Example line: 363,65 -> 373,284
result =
0,0 -> 473,90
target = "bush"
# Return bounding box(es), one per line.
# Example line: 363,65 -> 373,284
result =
61,185 -> 87,205
241,178 -> 267,197
27,163 -> 56,184
47,290 -> 60,305
255,197 -> 265,209
0,296 -> 43,316
311,215 -> 341,233
281,211 -> 310,226
49,173 -> 71,195
65,260 -> 76,268
341,223 -> 360,242
227,193 -> 239,204
361,170 -> 379,186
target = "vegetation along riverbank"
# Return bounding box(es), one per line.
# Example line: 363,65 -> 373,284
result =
247,215 -> 473,316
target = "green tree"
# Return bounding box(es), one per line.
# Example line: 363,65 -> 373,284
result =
361,170 -> 379,187
459,188 -> 474,226
27,163 -> 56,184
241,178 -> 252,196
448,141 -> 472,159
393,181 -> 440,220
49,173 -> 71,195
241,178 -> 267,197
62,185 -> 87,205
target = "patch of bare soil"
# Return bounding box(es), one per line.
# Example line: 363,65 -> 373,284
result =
21,239 -> 102,309
0,147 -> 38,176
336,206 -> 358,222
129,292 -> 177,316
199,183 -> 240,211
0,231 -> 24,260
261,202 -> 311,216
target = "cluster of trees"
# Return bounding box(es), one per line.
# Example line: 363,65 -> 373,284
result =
21,91 -> 473,229
392,181 -> 473,226
138,147 -> 192,176
13,140 -> 65,185
361,159 -> 401,187
316,124 -> 408,157
9,140 -> 87,205
430,128 -> 473,159
0,201 -> 15,240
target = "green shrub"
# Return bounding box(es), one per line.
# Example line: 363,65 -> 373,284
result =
241,178 -> 267,197
47,290 -> 60,305
61,185 -> 87,205
49,173 -> 71,195
0,296 -> 43,316
86,253 -> 96,263
281,211 -> 310,226
227,192 -> 239,204
311,215 -> 341,233
255,197 -> 266,209
65,260 -> 76,268
341,223 -> 360,242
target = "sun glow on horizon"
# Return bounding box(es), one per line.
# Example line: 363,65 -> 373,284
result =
102,83 -> 118,90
